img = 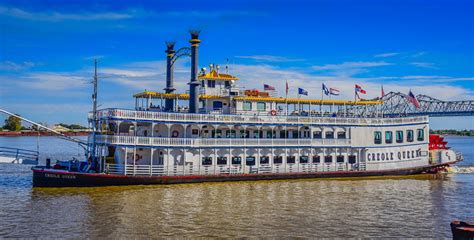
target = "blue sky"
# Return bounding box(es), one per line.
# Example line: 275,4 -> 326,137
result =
0,0 -> 473,129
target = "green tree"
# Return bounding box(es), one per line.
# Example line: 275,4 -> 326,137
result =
3,115 -> 22,132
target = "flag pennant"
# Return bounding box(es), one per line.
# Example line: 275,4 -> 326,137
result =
355,84 -> 367,94
264,84 -> 275,91
406,90 -> 421,108
298,87 -> 308,96
381,85 -> 385,98
285,81 -> 289,95
322,83 -> 330,96
330,87 -> 340,96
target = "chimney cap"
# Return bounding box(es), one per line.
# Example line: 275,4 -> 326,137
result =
189,29 -> 201,39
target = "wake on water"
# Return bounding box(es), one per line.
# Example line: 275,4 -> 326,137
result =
449,166 -> 474,174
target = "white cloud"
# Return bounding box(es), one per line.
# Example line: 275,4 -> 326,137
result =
19,72 -> 89,90
236,55 -> 304,62
410,62 -> 436,68
374,52 -> 399,58
0,61 -> 35,71
311,61 -> 393,76
411,51 -> 428,58
0,6 -> 139,21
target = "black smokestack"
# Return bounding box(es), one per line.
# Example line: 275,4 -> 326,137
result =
188,30 -> 201,113
164,41 -> 176,111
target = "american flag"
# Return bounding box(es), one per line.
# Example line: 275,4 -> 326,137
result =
264,84 -> 275,91
406,90 -> 421,108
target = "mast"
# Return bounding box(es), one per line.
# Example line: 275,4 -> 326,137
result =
90,59 -> 98,166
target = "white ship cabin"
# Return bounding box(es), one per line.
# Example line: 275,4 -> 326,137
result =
93,63 -> 433,177
133,64 -> 382,117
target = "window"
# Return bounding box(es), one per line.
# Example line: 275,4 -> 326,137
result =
374,131 -> 382,144
202,157 -> 212,165
312,156 -> 320,164
337,132 -> 346,139
280,130 -> 287,139
385,131 -> 393,144
257,102 -> 266,111
217,157 -> 227,165
243,101 -> 252,111
324,156 -> 333,163
417,129 -> 424,141
213,101 -> 223,110
300,156 -> 309,163
336,156 -> 344,163
287,156 -> 296,164
396,130 -> 403,143
260,156 -> 269,164
224,81 -> 231,88
325,131 -> 334,139
407,130 -> 414,142
348,155 -> 356,164
207,80 -> 216,88
246,156 -> 256,166
292,130 -> 299,139
232,156 -> 241,165
274,156 -> 283,164
313,131 -> 322,139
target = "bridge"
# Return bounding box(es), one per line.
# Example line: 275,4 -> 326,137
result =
352,92 -> 474,117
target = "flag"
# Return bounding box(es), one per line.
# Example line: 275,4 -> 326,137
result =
406,90 -> 420,108
330,88 -> 340,96
322,83 -> 330,96
381,85 -> 385,98
298,87 -> 308,96
355,84 -> 366,94
285,80 -> 289,96
264,84 -> 275,91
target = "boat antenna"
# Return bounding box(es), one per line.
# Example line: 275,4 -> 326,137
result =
225,58 -> 229,73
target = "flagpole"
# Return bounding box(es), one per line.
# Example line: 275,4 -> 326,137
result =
285,80 -> 288,116
320,85 -> 323,117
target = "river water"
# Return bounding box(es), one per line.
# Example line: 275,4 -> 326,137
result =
0,136 -> 473,238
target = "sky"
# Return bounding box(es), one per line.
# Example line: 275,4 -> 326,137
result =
0,0 -> 473,129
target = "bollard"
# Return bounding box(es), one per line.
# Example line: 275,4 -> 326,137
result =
46,158 -> 51,169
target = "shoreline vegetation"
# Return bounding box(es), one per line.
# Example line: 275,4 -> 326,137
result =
430,129 -> 474,137
1,116 -> 90,136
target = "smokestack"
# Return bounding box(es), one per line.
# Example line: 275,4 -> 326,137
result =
188,30 -> 201,113
164,41 -> 176,111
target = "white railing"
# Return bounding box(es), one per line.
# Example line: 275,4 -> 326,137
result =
94,135 -> 351,147
105,162 -> 359,176
93,108 -> 428,126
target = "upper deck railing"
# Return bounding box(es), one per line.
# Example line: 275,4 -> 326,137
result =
94,135 -> 351,147
93,108 -> 429,126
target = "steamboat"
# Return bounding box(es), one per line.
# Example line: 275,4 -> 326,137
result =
31,31 -> 462,187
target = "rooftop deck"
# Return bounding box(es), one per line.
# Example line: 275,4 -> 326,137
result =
93,108 -> 428,126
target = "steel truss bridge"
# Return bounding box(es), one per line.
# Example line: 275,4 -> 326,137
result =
351,92 -> 474,117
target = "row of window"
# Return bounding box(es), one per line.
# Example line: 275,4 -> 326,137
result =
367,150 -> 421,161
202,80 -> 232,88
243,101 -> 266,111
205,129 -> 346,139
202,155 -> 357,165
374,129 -> 424,144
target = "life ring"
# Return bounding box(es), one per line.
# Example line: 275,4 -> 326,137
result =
270,110 -> 277,116
171,130 -> 179,138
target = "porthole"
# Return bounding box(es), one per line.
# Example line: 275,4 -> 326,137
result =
398,152 -> 401,160
381,153 -> 385,161
390,152 -> 394,160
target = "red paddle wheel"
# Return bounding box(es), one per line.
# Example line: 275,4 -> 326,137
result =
429,134 -> 450,150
